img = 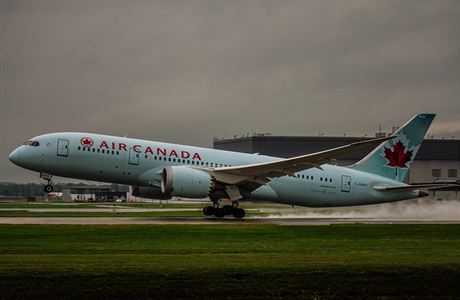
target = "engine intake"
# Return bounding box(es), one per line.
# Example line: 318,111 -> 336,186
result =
161,166 -> 214,199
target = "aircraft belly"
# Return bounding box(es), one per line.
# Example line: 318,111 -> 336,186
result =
263,177 -> 419,208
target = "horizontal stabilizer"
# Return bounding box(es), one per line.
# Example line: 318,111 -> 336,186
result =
373,184 -> 459,192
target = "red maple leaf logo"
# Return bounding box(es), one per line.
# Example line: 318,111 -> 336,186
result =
80,137 -> 93,147
384,141 -> 413,168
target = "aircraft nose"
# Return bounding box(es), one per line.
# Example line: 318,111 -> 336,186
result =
8,148 -> 21,165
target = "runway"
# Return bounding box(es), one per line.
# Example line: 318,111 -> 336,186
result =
1,216 -> 459,225
1,198 -> 459,225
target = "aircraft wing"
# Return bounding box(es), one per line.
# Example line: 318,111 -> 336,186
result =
211,136 -> 393,185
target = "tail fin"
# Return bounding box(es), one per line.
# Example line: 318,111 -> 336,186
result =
350,113 -> 436,182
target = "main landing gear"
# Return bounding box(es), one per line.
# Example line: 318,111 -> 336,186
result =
40,172 -> 54,193
202,201 -> 245,219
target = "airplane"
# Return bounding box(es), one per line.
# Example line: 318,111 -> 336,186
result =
8,113 -> 455,218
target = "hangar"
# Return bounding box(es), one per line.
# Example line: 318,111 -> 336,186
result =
214,135 -> 460,198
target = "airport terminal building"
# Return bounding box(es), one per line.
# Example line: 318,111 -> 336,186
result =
214,136 -> 460,198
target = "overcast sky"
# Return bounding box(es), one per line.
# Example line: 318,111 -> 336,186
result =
1,0 -> 459,182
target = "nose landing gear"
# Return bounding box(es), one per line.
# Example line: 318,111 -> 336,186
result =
44,184 -> 53,193
40,172 -> 54,193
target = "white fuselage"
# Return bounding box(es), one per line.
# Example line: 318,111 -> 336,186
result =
9,132 -> 418,207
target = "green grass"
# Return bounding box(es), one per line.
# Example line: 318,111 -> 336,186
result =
0,210 -> 202,217
0,210 -> 266,218
0,202 -> 203,209
0,203 -> 99,209
0,201 -> 288,209
0,224 -> 459,299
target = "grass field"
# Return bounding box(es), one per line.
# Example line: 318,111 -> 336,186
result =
0,224 -> 459,299
0,210 -> 209,218
0,201 -> 287,209
0,201 -> 289,218
0,200 -> 288,217
0,202 -> 206,209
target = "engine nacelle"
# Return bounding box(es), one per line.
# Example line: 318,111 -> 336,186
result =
130,186 -> 171,200
161,166 -> 213,199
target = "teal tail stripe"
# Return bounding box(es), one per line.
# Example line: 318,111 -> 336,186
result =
350,114 -> 436,182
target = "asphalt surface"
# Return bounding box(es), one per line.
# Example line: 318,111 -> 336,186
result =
1,199 -> 459,225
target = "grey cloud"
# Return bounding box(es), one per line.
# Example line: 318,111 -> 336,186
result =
0,0 -> 459,182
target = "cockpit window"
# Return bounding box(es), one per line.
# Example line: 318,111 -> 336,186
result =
23,140 -> 40,147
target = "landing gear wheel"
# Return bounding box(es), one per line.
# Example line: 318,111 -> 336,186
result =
222,205 -> 233,215
203,206 -> 215,216
214,208 -> 225,218
232,208 -> 245,219
44,184 -> 53,193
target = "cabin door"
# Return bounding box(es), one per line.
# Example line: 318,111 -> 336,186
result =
341,175 -> 351,192
128,148 -> 140,165
57,139 -> 69,157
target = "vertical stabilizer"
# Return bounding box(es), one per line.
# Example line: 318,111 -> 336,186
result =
350,114 -> 435,182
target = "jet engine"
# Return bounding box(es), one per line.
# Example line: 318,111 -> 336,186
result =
130,186 -> 171,200
161,166 -> 214,199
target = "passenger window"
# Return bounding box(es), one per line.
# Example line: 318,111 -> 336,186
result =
92,148 -> 95,152
145,155 -> 148,159
102,150 -> 105,153
97,149 -> 100,153
78,146 -> 81,150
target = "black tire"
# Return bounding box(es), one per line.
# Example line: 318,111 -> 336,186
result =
222,205 -> 233,215
232,208 -> 245,219
203,206 -> 215,216
44,184 -> 53,193
214,208 -> 225,218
